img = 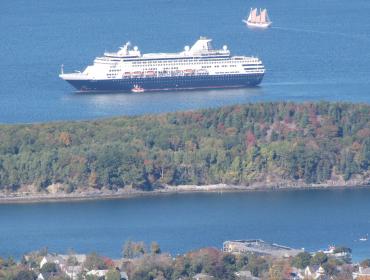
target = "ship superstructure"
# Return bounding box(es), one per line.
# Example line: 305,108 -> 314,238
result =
60,37 -> 265,92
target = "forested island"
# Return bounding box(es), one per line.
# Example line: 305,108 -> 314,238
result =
0,102 -> 369,201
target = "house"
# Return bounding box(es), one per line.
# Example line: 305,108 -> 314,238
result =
63,265 -> 83,280
120,271 -> 129,280
298,266 -> 329,280
288,267 -> 301,280
59,254 -> 87,264
353,266 -> 370,279
39,253 -> 88,278
193,273 -> 214,280
39,254 -> 66,268
323,246 -> 352,262
235,270 -> 259,280
86,269 -> 109,279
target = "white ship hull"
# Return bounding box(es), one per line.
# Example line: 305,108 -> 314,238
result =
243,20 -> 272,29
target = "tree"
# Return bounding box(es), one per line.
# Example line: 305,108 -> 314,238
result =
83,253 -> 107,270
322,259 -> 338,276
14,270 -> 37,280
66,249 -> 79,266
122,240 -> 146,259
361,138 -> 370,168
236,254 -> 249,270
310,252 -> 328,266
105,269 -> 121,280
123,240 -> 134,259
134,242 -> 146,257
150,242 -> 161,255
268,262 -> 284,280
246,255 -> 269,277
360,259 -> 370,268
291,252 -> 312,269
40,263 -> 58,274
2,257 -> 16,268
40,262 -> 58,279
59,132 -> 72,147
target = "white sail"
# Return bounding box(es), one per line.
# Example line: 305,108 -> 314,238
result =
260,9 -> 270,23
250,8 -> 257,22
247,8 -> 252,21
255,14 -> 261,23
260,9 -> 266,23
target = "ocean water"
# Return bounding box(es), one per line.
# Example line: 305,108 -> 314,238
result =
0,189 -> 370,260
0,0 -> 370,123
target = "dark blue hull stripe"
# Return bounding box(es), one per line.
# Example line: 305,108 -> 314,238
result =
64,74 -> 264,92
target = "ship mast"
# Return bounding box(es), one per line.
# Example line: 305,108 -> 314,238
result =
247,8 -> 252,21
265,9 -> 270,23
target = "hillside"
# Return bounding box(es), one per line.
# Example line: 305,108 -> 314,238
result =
0,102 -> 370,197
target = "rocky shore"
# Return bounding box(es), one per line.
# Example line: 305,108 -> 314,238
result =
0,179 -> 369,204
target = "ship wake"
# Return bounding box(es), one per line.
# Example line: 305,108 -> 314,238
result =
272,26 -> 370,41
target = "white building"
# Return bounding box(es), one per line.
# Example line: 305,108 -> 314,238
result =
353,266 -> 370,279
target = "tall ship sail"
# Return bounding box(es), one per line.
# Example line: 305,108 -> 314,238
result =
243,8 -> 272,28
59,37 -> 265,92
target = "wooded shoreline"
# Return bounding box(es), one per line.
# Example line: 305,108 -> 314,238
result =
1,182 -> 369,204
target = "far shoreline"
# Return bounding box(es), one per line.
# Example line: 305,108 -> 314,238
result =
1,183 -> 370,205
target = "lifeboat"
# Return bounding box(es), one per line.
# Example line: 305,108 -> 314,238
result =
184,69 -> 194,75
131,85 -> 145,93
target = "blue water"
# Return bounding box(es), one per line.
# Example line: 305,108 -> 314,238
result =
1,189 -> 370,260
1,0 -> 370,123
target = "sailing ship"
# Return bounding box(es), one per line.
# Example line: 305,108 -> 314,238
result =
359,234 -> 368,242
243,8 -> 272,28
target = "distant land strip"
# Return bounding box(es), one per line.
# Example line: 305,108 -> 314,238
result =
0,101 -> 369,202
1,184 -> 370,204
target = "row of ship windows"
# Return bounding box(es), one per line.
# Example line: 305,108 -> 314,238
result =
109,64 -> 239,72
131,61 -> 248,66
131,63 -> 239,68
108,75 -> 247,81
109,64 -> 240,72
138,62 -> 238,65
131,59 -> 228,65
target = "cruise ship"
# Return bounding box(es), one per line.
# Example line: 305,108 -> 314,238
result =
59,37 -> 265,92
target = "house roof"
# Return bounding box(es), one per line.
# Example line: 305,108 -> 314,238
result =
86,270 -> 108,277
193,273 -> 214,279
